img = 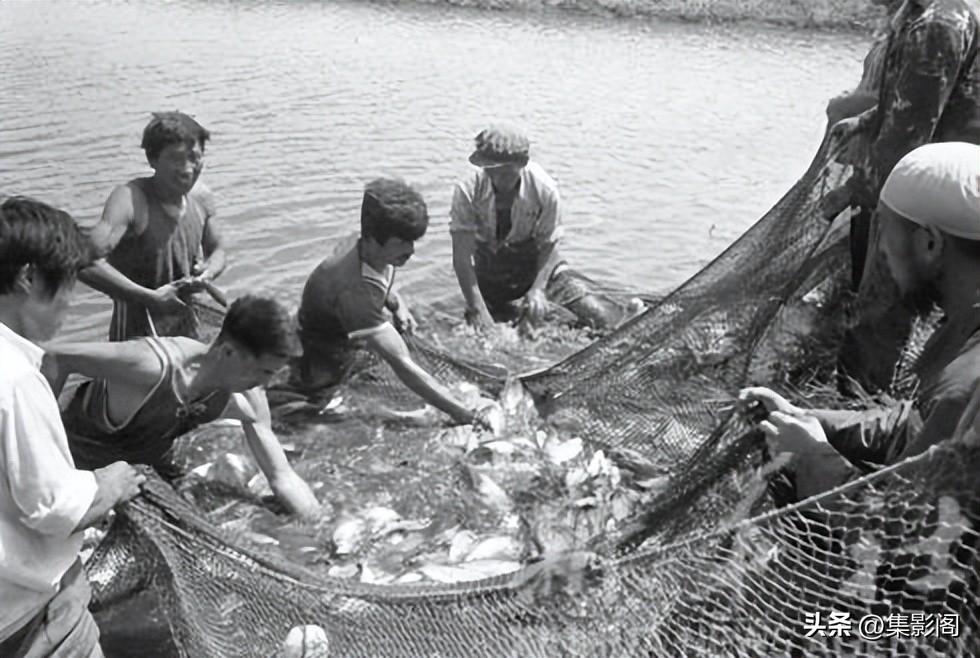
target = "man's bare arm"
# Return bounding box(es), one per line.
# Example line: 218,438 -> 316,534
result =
44,341 -> 162,395
364,323 -> 475,424
196,211 -> 227,282
451,231 -> 494,327
225,389 -> 320,518
79,185 -> 187,312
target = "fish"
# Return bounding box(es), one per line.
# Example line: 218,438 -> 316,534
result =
463,535 -> 523,562
419,560 -> 522,584
282,625 -> 330,658
331,517 -> 367,555
448,530 -> 479,563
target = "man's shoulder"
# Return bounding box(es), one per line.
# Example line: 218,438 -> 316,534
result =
188,180 -> 217,215
911,0 -> 978,34
0,341 -> 48,403
523,161 -> 560,199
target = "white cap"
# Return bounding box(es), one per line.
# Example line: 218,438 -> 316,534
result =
879,142 -> 980,240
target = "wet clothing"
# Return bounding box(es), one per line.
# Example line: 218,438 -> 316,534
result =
0,323 -> 97,643
839,0 -> 980,388
64,337 -> 231,477
297,235 -> 395,388
0,561 -> 102,658
852,0 -> 980,208
821,308 -> 980,469
103,178 -> 217,341
450,161 -> 564,251
451,161 -> 619,326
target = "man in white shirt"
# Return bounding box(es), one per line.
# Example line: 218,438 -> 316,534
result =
0,197 -> 144,657
450,124 -> 626,331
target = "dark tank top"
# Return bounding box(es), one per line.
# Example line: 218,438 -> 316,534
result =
65,336 -> 232,475
107,178 -> 215,341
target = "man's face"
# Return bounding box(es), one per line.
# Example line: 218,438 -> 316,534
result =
150,141 -> 204,195
223,346 -> 289,392
484,164 -> 523,192
21,275 -> 75,342
877,205 -> 942,315
378,236 -> 416,267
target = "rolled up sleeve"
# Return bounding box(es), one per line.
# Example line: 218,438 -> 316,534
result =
812,401 -> 920,467
533,185 -> 564,248
449,182 -> 478,234
2,378 -> 97,539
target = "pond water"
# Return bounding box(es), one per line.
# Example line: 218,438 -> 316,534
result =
1,0 -> 867,342
1,2 -> 871,654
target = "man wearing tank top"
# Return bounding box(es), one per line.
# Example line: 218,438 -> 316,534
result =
47,296 -> 321,519
79,111 -> 227,341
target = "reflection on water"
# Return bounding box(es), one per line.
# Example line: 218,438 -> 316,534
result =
0,0 -> 867,342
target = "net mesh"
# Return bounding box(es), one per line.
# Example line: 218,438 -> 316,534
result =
84,134 -> 980,657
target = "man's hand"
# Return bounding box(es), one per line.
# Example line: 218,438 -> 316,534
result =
830,115 -> 863,144
392,305 -> 418,335
522,288 -> 548,325
271,470 -> 321,520
737,387 -> 802,418
94,461 -> 146,506
758,410 -> 830,458
820,183 -> 854,222
145,282 -> 190,313
464,306 -> 495,332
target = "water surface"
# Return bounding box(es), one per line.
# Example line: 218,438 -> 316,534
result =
0,0 -> 867,341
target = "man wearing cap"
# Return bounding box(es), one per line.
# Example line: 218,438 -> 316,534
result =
739,142 -> 980,500
450,125 -> 623,331
831,0 -> 979,390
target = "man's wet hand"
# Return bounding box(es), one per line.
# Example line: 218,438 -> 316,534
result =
737,387 -> 801,420
830,116 -> 862,144
95,461 -> 146,506
759,411 -> 829,458
522,289 -> 548,325
147,282 -> 189,313
393,306 -> 418,335
464,306 -> 495,332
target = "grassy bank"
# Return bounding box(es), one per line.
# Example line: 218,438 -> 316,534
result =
390,0 -> 881,30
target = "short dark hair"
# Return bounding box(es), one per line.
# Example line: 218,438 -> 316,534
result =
216,295 -> 296,357
360,178 -> 428,245
0,196 -> 93,298
141,111 -> 210,161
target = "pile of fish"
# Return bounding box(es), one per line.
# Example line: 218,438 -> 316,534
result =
176,374 -> 671,587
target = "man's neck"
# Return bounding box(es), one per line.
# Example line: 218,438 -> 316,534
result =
358,238 -> 389,273
939,262 -> 980,325
0,301 -> 26,339
148,176 -> 185,205
181,344 -> 224,399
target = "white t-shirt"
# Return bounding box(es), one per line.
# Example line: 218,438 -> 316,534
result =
0,322 -> 98,641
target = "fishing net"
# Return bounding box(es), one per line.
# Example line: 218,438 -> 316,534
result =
84,133 -> 980,657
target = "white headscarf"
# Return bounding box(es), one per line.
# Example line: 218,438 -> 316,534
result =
879,142 -> 980,240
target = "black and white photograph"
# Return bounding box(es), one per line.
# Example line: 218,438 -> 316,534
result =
1,0 -> 978,655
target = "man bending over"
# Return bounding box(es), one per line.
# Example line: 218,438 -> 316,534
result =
297,178 -> 490,426
740,143 -> 980,500
48,296 -> 320,518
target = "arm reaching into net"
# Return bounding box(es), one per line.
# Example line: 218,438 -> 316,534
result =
225,388 -> 321,519
451,231 -> 495,331
362,323 -> 484,426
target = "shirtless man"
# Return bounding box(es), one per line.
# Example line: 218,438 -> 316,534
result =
80,111 -> 226,340
47,295 -> 320,518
